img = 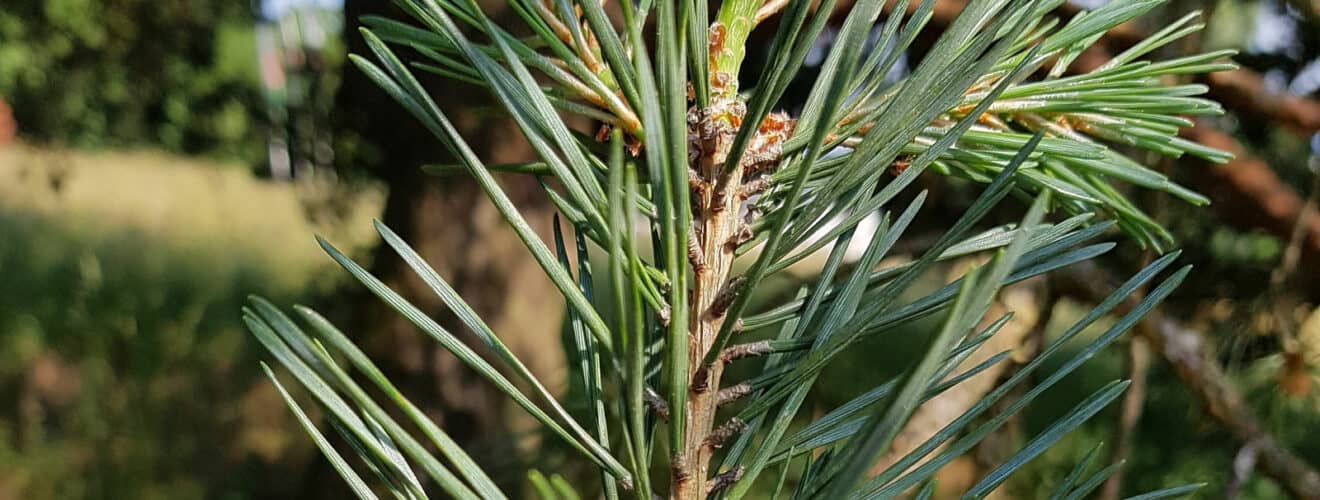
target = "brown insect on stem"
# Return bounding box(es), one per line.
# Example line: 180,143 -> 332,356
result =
644,387 -> 670,422
743,205 -> 761,225
707,466 -> 745,495
703,417 -> 746,450
708,276 -> 745,319
688,230 -> 707,274
725,224 -> 754,252
738,176 -> 772,199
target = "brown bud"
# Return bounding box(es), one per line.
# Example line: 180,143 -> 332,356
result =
716,383 -> 753,407
720,340 -> 773,363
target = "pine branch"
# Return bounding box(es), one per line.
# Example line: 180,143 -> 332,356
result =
245,2 -> 1246,499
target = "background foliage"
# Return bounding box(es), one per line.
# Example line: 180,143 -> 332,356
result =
0,0 -> 265,160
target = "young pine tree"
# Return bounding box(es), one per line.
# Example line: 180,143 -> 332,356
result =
243,0 -> 1234,497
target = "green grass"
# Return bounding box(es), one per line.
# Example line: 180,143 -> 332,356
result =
0,145 -> 381,499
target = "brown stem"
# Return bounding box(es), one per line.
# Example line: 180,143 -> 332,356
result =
1270,169 -> 1320,289
672,20 -> 796,490
675,172 -> 744,499
673,96 -> 750,500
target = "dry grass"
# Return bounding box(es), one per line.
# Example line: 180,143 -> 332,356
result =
0,143 -> 384,292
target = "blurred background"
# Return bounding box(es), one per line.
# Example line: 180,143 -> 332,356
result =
1,0 -> 1319,498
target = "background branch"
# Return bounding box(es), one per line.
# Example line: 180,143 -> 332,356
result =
1056,261 -> 1320,500
1099,335 -> 1151,500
